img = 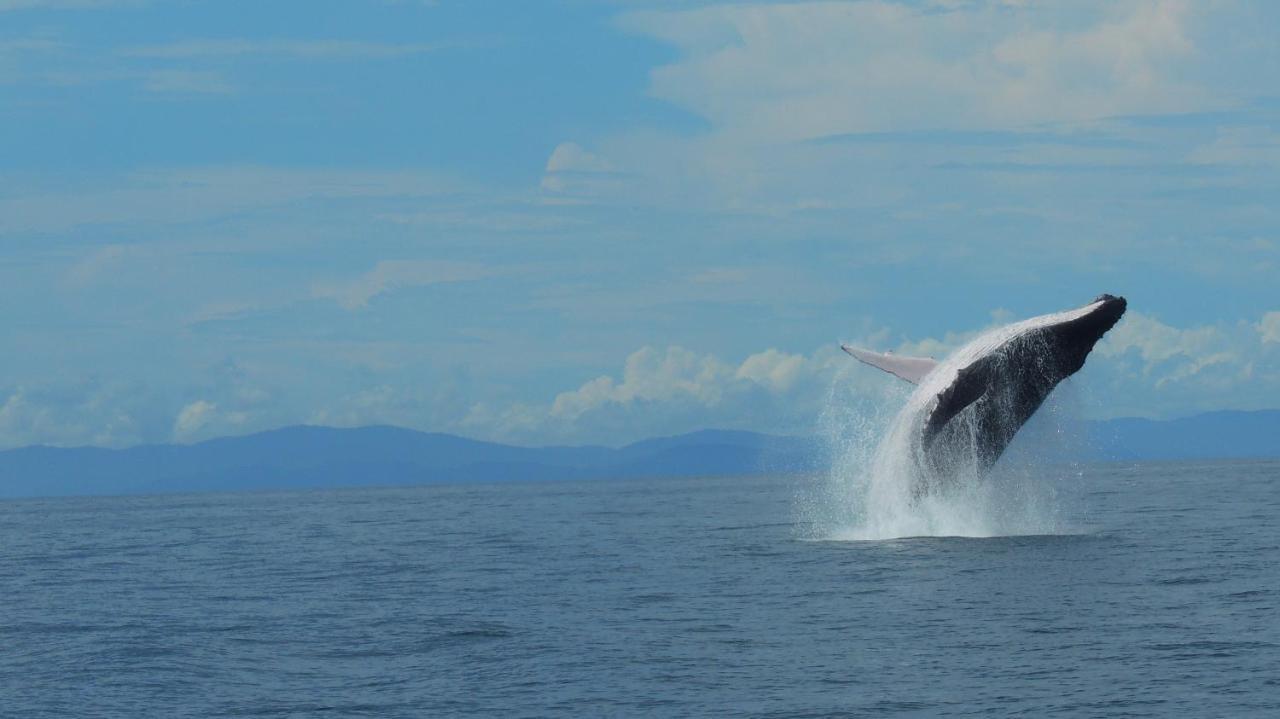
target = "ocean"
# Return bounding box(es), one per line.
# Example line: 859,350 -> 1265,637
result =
3,460 -> 1278,717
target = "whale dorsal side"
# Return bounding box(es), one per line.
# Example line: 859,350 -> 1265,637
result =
840,345 -> 938,385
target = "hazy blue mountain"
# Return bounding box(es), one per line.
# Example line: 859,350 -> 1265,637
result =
1086,410 -> 1280,461
0,425 -> 820,499
0,411 -> 1275,499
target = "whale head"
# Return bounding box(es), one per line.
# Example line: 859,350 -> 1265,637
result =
1062,294 -> 1127,363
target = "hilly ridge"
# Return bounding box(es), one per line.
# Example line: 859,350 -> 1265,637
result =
0,411 -> 1276,499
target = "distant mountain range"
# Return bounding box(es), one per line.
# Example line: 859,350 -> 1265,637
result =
0,410 -> 1276,499
0,427 -> 822,499
1083,410 -> 1280,462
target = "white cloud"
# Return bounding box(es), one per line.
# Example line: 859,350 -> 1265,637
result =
543,1 -> 1270,218
312,259 -> 495,310
458,308 -> 1280,445
549,347 -> 734,421
2,309 -> 1276,450
465,344 -> 863,444
1259,312 -> 1280,344
1097,311 -> 1226,367
545,142 -> 616,174
172,399 -> 216,441
0,381 -> 153,450
540,142 -> 628,197
622,0 -> 1207,141
309,385 -> 412,428
1092,311 -> 1280,415
309,381 -> 476,435
735,348 -> 808,393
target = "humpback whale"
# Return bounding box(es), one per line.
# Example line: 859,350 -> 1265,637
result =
843,294 -> 1127,496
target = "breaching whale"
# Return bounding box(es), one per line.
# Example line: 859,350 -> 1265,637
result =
842,294 -> 1127,496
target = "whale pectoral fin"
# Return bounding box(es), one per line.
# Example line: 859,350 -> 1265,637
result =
922,360 -> 992,447
840,345 -> 938,384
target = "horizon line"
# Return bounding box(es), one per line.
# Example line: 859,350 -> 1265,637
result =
5,407 -> 1278,454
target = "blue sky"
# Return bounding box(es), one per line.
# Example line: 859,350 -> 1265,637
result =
2,0 -> 1278,448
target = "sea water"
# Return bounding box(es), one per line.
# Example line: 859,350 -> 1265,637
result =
2,460 -> 1278,717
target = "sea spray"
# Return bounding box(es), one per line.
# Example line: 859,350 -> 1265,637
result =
800,363 -> 1081,541
796,295 -> 1129,540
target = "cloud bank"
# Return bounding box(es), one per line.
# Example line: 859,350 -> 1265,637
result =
1,305 -> 1277,449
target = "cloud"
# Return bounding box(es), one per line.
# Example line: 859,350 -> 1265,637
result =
2,308 -> 1276,450
0,38 -> 63,53
1188,126 -> 1280,167
0,0 -> 142,9
1097,311 -> 1226,367
622,0 -> 1208,141
1093,310 -> 1280,414
545,142 -> 617,174
0,380 -> 156,450
63,243 -> 134,287
172,399 -> 217,441
457,308 -> 1280,445
735,348 -> 808,393
540,142 -> 629,197
143,69 -> 233,94
312,260 -> 495,310
465,344 -> 863,445
1259,312 -> 1280,344
121,39 -> 451,61
0,166 -> 453,234
538,3 -> 1278,220
549,347 -> 735,421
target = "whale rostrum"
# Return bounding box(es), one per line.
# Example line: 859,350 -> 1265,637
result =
843,294 -> 1127,495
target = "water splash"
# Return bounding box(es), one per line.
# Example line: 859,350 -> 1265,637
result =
798,366 -> 1081,542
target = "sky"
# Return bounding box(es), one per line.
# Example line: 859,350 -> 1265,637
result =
1,0 -> 1278,449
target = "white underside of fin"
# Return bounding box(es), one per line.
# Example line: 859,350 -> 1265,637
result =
841,345 -> 939,385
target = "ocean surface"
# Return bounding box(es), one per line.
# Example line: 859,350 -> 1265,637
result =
3,459 -> 1278,717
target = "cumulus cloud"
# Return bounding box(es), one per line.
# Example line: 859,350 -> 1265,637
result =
2,310 -> 1277,450
0,380 -> 158,450
545,142 -> 617,174
1098,311 -> 1227,367
735,348 -> 808,393
460,344 -> 881,445
540,142 -> 629,197
1093,310 -> 1280,415
458,309 -> 1280,445
172,400 -> 216,441
549,347 -> 736,421
1261,312 -> 1280,344
310,381 -> 473,434
0,358 -> 284,450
